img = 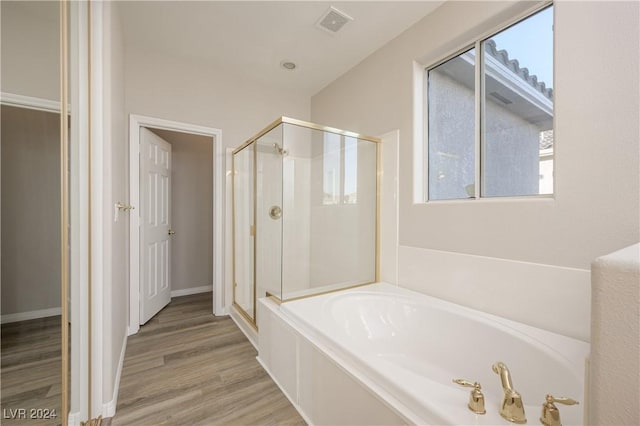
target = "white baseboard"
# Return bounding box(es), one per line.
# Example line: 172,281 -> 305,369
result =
171,285 -> 212,298
1,307 -> 62,324
102,332 -> 127,418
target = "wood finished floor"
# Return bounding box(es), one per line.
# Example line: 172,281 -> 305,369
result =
108,292 -> 305,426
1,315 -> 62,426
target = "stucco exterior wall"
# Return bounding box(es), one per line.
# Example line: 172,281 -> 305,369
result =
428,68 -> 543,199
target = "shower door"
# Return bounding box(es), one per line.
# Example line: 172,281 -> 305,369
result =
232,123 -> 284,324
232,143 -> 255,321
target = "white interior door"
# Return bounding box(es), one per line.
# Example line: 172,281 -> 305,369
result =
140,127 -> 172,324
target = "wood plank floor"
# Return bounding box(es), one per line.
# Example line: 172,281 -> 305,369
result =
108,292 -> 305,426
1,315 -> 62,426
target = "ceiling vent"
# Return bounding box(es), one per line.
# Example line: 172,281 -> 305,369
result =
316,6 -> 353,35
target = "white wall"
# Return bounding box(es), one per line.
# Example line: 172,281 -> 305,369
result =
0,1 -> 60,101
122,28 -> 310,314
0,1 -> 62,320
379,130 -> 399,286
311,0 -> 639,342
1,106 -> 61,318
124,51 -> 310,151
102,1 -> 128,413
590,243 -> 639,426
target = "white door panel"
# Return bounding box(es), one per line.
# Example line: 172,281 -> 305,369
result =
140,127 -> 172,324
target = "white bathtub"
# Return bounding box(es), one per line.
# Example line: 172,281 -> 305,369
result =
258,283 -> 590,425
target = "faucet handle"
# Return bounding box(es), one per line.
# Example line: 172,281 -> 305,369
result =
540,394 -> 579,426
453,379 -> 486,414
453,379 -> 477,388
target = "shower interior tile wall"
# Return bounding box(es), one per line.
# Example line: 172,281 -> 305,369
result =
398,246 -> 591,342
282,124 -> 313,293
255,124 -> 377,299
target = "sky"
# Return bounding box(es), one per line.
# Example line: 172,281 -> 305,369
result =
490,6 -> 554,89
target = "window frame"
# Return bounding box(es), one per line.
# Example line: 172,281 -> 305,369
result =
423,1 -> 554,203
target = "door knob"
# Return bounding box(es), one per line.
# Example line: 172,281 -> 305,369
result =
168,230 -> 176,235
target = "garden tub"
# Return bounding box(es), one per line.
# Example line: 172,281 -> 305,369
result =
257,283 -> 589,425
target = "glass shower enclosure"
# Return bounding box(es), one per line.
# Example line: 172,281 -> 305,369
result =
232,117 -> 379,324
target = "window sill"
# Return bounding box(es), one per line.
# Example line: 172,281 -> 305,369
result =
418,194 -> 555,205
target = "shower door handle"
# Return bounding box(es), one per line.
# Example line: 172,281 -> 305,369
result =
269,206 -> 282,220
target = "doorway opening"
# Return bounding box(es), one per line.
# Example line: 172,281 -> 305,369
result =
129,115 -> 224,335
1,102 -> 63,419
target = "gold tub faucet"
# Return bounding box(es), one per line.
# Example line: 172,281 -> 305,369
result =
453,379 -> 486,414
492,362 -> 527,423
540,394 -> 579,426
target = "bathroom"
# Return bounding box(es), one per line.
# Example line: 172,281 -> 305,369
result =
1,1 -> 638,425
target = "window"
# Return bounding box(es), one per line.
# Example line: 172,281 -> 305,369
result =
323,133 -> 341,204
323,134 -> 358,205
426,5 -> 554,201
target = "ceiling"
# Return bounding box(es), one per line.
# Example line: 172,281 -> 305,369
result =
118,1 -> 444,97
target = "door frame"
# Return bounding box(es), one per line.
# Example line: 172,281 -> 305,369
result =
128,115 -> 224,335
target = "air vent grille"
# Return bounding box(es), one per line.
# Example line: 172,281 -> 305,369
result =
316,6 -> 353,34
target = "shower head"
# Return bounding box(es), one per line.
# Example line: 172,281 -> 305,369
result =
273,143 -> 289,156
